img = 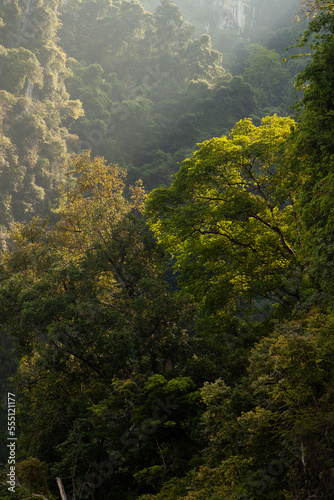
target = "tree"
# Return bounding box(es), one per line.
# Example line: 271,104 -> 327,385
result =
297,0 -> 334,20
0,0 -> 83,242
0,46 -> 43,95
145,115 -> 301,326
140,311 -> 334,500
154,0 -> 193,52
0,152 -> 196,499
291,1 -> 334,295
243,45 -> 288,91
246,312 -> 334,498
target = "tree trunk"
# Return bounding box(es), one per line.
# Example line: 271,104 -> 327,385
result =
57,477 -> 67,500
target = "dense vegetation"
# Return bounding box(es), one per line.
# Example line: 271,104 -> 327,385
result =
1,0 -> 334,499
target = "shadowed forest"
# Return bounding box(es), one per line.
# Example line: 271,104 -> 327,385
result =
1,0 -> 334,499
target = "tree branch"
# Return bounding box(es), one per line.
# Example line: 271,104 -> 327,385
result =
57,477 -> 67,500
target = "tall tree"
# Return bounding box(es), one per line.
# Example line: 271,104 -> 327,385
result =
145,115 -> 301,324
0,0 -> 83,239
292,0 -> 334,294
0,152 -> 196,499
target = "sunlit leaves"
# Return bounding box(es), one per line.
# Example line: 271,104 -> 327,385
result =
55,151 -> 145,252
290,0 -> 334,291
146,115 -> 300,315
296,0 -> 334,20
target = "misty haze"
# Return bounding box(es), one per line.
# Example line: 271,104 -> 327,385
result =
1,1 -> 334,499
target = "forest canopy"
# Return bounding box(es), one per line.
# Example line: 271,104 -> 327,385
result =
1,1 -> 334,499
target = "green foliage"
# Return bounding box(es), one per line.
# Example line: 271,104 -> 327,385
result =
146,115 -> 300,320
0,46 -> 43,94
0,0 -> 83,242
0,153 -> 198,499
242,44 -> 292,114
2,1 -> 334,499
247,312 -> 334,498
57,0 -> 261,189
290,3 -> 334,294
244,45 -> 289,91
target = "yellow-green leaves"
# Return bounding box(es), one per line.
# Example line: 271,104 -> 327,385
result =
146,115 -> 299,314
296,0 -> 334,21
55,151 -> 146,254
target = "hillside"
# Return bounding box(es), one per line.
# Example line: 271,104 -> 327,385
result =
1,1 -> 334,500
